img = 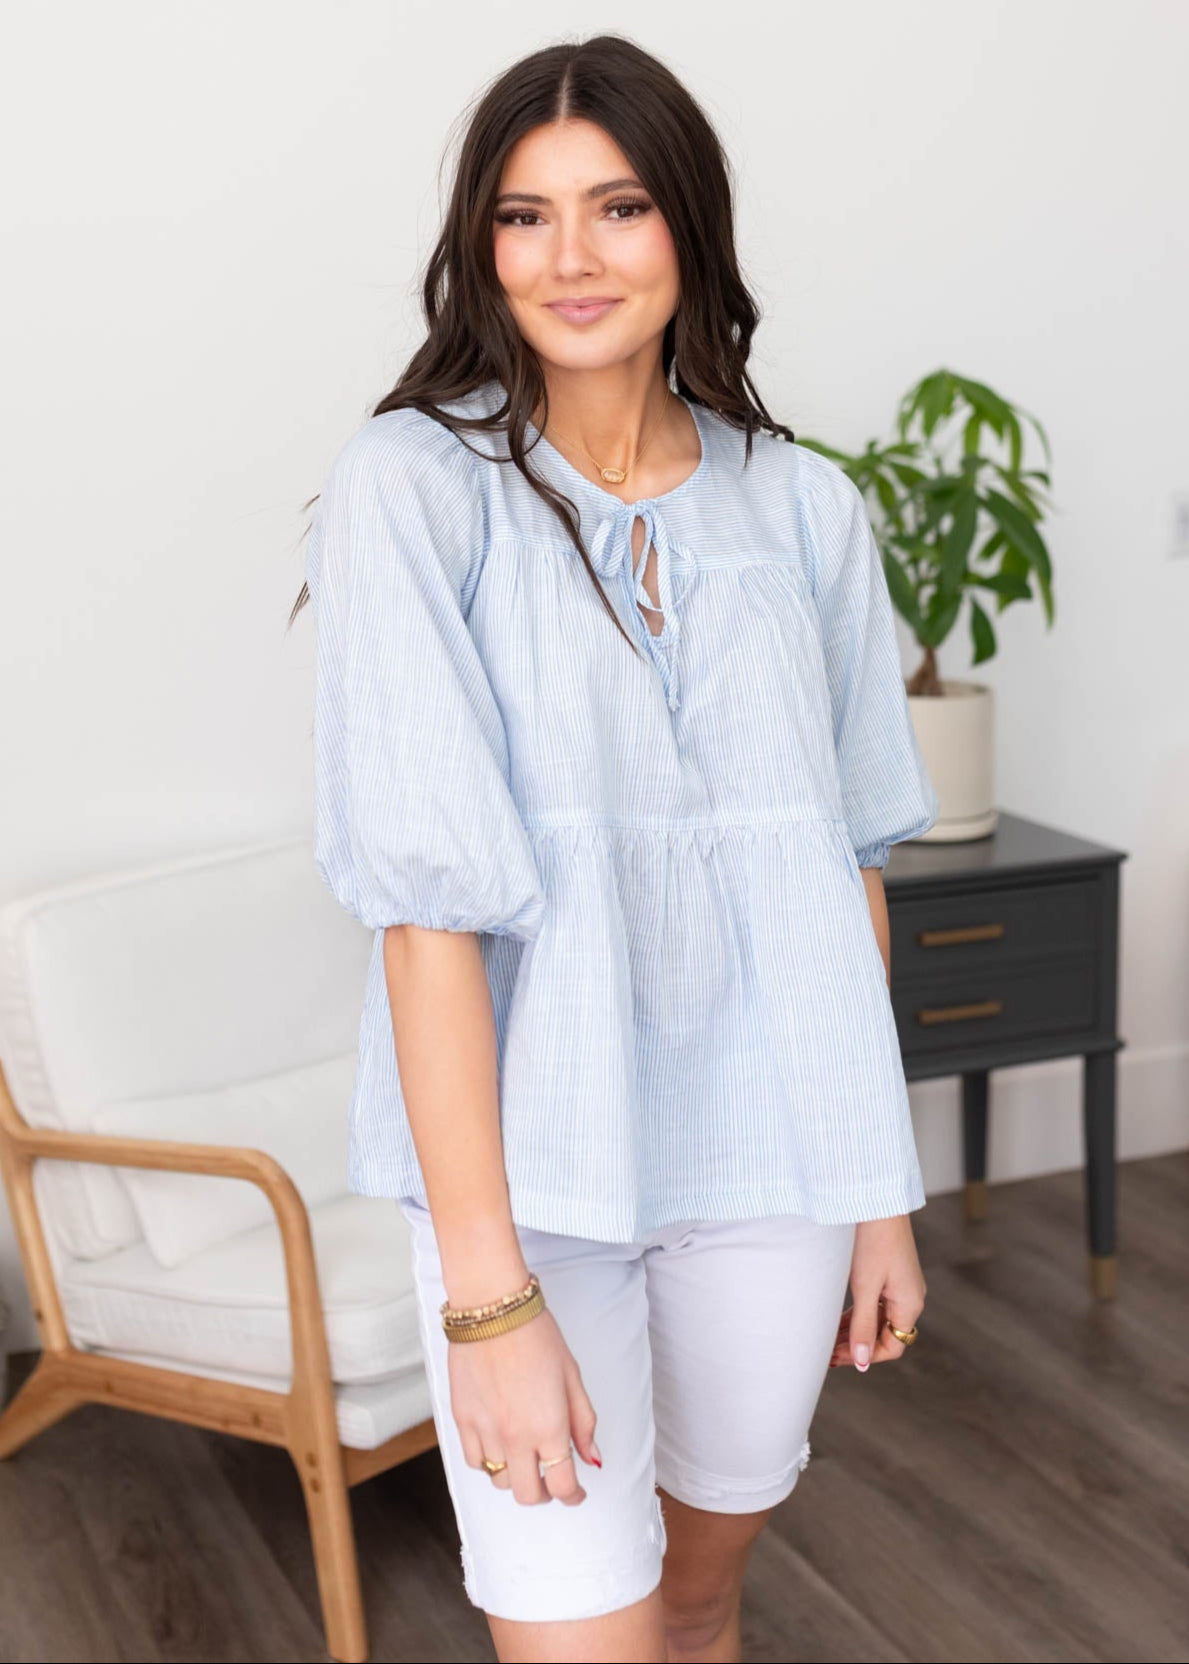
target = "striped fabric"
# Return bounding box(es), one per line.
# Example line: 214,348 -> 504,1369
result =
306,379 -> 939,1241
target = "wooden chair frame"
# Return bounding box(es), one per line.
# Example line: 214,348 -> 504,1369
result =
0,1060 -> 438,1664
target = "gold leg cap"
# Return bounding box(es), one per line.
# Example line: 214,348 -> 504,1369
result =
1089,1255 -> 1117,1300
962,1179 -> 988,1222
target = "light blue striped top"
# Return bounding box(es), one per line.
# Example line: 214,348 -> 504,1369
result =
306,378 -> 939,1241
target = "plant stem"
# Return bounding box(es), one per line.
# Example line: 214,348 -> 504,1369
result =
906,643 -> 944,697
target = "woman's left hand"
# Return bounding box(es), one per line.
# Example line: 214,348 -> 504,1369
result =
829,1214 -> 925,1371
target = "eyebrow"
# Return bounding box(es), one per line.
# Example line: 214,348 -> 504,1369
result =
494,177 -> 645,207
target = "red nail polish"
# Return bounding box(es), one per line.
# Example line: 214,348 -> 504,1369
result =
591,1455 -> 602,1467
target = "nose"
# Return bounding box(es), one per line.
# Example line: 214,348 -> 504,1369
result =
551,209 -> 603,280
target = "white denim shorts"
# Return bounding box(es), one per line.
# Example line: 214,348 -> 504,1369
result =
398,1197 -> 856,1624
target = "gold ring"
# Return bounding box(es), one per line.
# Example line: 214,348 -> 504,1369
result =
539,1447 -> 574,1471
885,1320 -> 919,1345
481,1457 -> 508,1475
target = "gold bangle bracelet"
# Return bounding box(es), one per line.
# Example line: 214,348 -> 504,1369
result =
442,1288 -> 547,1343
440,1273 -> 540,1325
441,1283 -> 541,1330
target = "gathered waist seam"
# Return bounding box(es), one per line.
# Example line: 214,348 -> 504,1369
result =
520,811 -> 847,833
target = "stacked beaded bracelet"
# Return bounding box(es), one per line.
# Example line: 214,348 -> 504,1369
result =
440,1273 -> 547,1343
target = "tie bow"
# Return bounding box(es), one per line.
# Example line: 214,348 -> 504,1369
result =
588,500 -> 691,713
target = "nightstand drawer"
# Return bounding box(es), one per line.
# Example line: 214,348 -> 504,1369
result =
889,876 -> 1099,978
891,958 -> 1098,1059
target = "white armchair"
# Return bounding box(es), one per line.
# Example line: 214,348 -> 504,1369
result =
0,836 -> 439,1664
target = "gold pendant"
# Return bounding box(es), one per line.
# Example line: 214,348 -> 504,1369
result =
600,466 -> 627,484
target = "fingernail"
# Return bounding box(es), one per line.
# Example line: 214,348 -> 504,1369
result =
854,1343 -> 870,1372
590,1441 -> 603,1466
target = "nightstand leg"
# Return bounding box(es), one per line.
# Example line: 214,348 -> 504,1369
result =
962,1071 -> 990,1221
1084,1050 -> 1118,1300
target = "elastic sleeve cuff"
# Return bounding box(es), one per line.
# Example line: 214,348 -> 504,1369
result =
360,896 -> 547,941
853,841 -> 891,870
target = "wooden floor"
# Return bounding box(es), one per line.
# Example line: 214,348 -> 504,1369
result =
2,1152 -> 1187,1663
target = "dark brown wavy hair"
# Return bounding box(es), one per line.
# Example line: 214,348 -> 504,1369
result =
288,31 -> 794,651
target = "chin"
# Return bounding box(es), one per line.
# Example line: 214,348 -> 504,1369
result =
528,328 -> 654,376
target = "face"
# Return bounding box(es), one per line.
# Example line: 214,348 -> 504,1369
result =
492,118 -> 681,376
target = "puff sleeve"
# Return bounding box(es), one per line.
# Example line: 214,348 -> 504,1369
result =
803,456 -> 940,869
306,413 -> 548,937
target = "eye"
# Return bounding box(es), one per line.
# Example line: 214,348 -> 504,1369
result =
605,197 -> 652,221
494,209 -> 543,228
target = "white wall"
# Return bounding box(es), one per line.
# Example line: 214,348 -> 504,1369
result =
2,1 -> 1186,1349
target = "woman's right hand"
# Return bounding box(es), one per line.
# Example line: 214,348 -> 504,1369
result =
448,1306 -> 601,1506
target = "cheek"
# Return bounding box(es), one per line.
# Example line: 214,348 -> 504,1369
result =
493,232 -> 541,299
616,219 -> 680,304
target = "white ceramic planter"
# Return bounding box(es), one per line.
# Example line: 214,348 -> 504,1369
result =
907,678 -> 998,842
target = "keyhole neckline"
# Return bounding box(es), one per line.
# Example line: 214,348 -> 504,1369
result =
525,392 -> 708,513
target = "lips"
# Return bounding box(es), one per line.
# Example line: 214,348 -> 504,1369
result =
545,299 -> 621,325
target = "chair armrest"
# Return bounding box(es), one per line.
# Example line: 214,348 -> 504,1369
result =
3,1113 -> 304,1210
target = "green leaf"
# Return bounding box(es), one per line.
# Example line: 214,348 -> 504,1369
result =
918,587 -> 963,650
955,375 -> 1013,431
897,371 -> 944,440
913,474 -> 947,497
983,489 -> 1054,584
990,464 -> 1045,518
969,597 -> 997,663
967,570 -> 1032,605
882,550 -> 924,633
921,374 -> 954,437
1006,413 -> 1022,474
887,461 -> 928,490
1035,566 -> 1056,627
874,473 -> 899,519
1000,545 -> 1030,582
939,490 -> 978,593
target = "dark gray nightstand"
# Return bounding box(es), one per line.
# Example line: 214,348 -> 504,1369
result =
884,810 -> 1128,1299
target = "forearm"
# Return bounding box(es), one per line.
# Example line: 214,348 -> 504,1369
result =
858,868 -> 911,1241
382,924 -> 529,1307
859,865 -> 891,987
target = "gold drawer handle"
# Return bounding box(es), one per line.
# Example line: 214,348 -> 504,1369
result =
917,922 -> 1006,947
916,999 -> 1004,1026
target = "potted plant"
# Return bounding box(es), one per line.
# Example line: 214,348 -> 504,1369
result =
798,368 -> 1056,842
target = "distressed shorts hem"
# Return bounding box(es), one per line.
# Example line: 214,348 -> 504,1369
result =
459,1495 -> 668,1623
654,1438 -> 813,1514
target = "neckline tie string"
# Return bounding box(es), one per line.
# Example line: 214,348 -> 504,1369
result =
589,501 -> 689,714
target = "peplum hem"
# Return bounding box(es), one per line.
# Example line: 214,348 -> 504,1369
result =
346,815 -> 926,1244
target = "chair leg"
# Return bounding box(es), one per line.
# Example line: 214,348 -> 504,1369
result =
0,1352 -> 89,1458
290,1432 -> 369,1664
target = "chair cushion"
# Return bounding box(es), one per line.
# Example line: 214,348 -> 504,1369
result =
0,836 -> 371,1262
61,1194 -> 424,1393
92,1053 -> 356,1268
72,1344 -> 435,1452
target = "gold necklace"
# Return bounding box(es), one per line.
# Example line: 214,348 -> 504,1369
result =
545,386 -> 671,485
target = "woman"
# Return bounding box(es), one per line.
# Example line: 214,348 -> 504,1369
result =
296,32 -> 935,1664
